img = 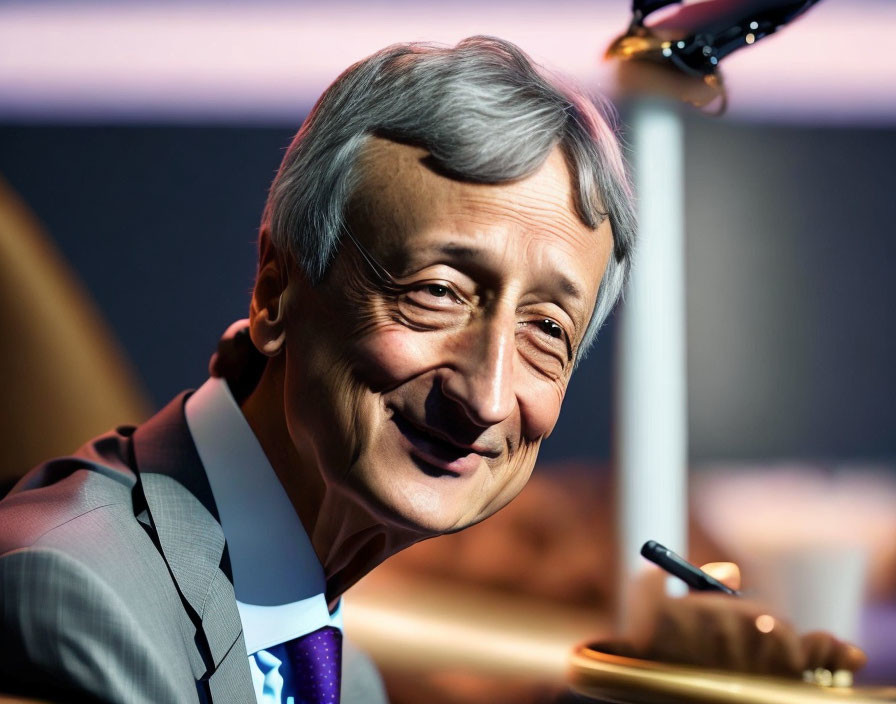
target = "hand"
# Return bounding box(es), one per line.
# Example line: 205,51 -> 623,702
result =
208,318 -> 266,403
616,562 -> 867,676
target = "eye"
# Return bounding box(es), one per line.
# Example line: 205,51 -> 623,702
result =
531,318 -> 570,351
538,319 -> 564,339
407,281 -> 463,307
517,316 -> 574,374
395,280 -> 471,331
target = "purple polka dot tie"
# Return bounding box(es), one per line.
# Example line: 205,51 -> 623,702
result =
283,625 -> 343,704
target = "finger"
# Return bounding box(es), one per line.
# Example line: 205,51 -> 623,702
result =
801,631 -> 836,670
644,593 -> 753,668
695,596 -> 748,671
697,597 -> 799,675
836,642 -> 868,672
208,351 -> 222,377
222,318 -> 252,340
801,632 -> 868,672
641,596 -> 703,665
700,561 -> 742,592
685,595 -> 802,675
751,614 -> 803,676
209,320 -> 252,377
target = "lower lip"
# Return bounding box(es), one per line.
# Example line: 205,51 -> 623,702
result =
391,415 -> 482,477
409,446 -> 482,477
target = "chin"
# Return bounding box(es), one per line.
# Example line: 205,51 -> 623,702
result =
351,452 -> 533,536
343,463 -> 488,535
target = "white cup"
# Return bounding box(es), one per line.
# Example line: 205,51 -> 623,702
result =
741,542 -> 868,642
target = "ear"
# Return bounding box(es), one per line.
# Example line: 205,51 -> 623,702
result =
249,228 -> 290,356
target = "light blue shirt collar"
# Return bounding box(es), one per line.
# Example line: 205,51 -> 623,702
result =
185,377 -> 342,655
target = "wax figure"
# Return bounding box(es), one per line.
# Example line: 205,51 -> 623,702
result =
0,36 -> 864,704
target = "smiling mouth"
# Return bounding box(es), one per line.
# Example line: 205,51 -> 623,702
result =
390,412 -> 487,478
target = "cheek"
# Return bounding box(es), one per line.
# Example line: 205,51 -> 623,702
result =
353,327 -> 443,387
473,443 -> 540,523
517,375 -> 567,440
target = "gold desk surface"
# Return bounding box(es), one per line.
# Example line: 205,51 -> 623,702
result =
569,645 -> 896,704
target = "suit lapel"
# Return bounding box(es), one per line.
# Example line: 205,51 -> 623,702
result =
132,392 -> 254,703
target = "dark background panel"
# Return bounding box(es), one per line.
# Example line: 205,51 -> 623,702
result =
1,125 -> 291,406
685,119 -> 896,462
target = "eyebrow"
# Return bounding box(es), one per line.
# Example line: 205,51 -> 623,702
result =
436,243 -> 479,260
557,276 -> 584,301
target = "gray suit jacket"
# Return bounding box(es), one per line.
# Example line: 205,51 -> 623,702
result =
0,392 -> 385,704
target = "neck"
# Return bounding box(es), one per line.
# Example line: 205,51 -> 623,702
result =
240,360 -> 428,603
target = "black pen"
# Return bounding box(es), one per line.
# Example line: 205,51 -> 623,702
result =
641,540 -> 741,596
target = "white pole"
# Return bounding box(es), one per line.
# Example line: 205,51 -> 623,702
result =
617,100 -> 688,600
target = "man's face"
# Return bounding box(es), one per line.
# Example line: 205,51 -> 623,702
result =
280,138 -> 613,534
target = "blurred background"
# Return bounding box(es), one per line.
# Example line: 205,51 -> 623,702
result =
1,0 -> 895,700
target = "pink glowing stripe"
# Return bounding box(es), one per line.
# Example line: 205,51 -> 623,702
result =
0,1 -> 893,122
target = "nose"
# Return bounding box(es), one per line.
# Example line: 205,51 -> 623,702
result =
440,312 -> 516,427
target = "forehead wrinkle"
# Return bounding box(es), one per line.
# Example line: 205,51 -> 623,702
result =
448,202 -> 595,265
461,174 -> 573,205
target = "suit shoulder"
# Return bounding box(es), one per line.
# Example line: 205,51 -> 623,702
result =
0,427 -> 138,554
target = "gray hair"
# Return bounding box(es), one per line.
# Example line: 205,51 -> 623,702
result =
263,36 -> 635,356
